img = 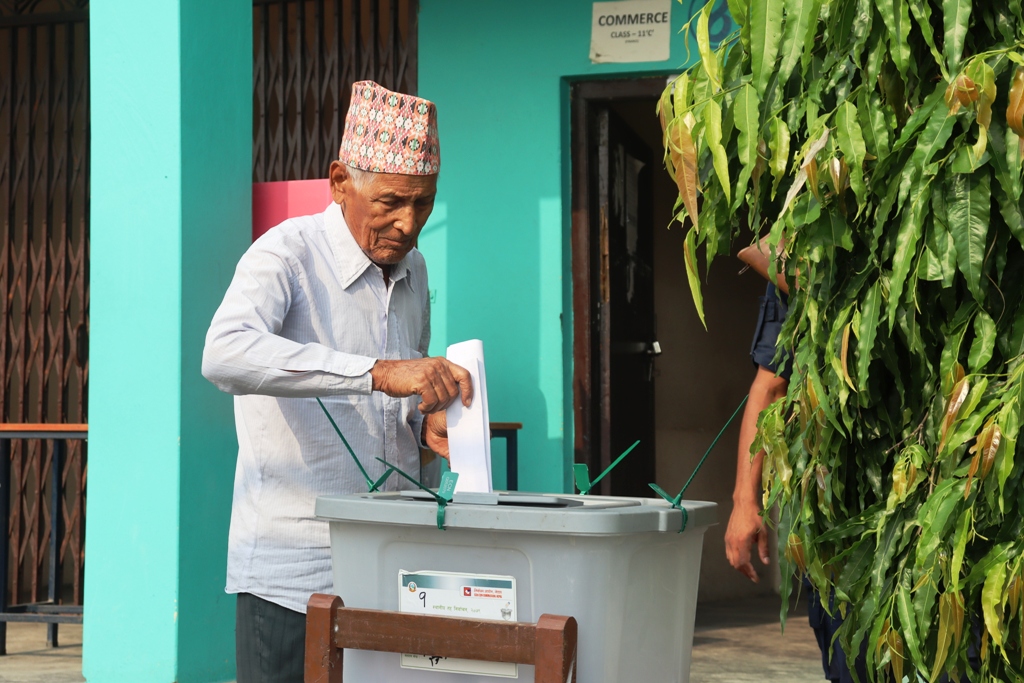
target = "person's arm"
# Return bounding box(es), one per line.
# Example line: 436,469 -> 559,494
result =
725,366 -> 788,582
202,240 -> 379,398
203,240 -> 473,410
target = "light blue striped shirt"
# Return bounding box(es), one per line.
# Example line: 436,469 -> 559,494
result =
202,201 -> 430,613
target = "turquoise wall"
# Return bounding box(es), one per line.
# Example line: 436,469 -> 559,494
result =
418,0 -> 710,492
85,0 -> 251,680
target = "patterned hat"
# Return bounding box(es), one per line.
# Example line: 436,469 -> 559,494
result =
339,81 -> 440,175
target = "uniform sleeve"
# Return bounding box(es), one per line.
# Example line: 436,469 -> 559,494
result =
201,238 -> 376,398
749,284 -> 793,380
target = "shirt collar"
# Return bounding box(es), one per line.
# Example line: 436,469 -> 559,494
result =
324,202 -> 413,291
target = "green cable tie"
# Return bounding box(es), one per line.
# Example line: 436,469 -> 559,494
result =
574,440 -> 641,495
316,397 -> 383,491
375,457 -> 459,530
648,394 -> 749,532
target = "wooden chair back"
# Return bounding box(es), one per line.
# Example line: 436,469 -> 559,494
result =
305,593 -> 577,683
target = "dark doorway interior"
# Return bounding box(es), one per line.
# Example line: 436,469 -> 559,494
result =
571,78 -> 666,496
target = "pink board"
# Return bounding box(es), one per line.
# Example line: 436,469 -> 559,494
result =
252,179 -> 332,241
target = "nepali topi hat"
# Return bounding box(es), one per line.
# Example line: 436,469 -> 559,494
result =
339,80 -> 440,175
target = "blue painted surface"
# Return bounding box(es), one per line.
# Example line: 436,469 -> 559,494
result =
418,0 -> 719,492
85,0 -> 250,680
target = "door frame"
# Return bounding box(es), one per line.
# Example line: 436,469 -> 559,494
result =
569,76 -> 669,492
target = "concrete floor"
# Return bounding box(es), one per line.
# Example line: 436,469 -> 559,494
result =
690,594 -> 826,682
0,596 -> 826,682
0,623 -> 84,683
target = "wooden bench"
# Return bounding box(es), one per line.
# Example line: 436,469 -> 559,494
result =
305,593 -> 577,682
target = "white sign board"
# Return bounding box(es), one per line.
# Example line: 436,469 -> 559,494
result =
590,0 -> 672,63
399,570 -> 518,677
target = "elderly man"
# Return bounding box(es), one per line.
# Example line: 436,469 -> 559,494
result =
202,81 -> 471,683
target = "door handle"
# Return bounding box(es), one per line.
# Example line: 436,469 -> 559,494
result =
611,341 -> 662,356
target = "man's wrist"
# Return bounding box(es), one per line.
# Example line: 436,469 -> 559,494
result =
369,359 -> 388,391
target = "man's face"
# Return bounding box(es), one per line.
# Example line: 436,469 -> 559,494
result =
330,161 -> 437,265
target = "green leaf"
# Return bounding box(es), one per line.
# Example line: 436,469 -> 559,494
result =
726,0 -> 751,51
848,0 -> 874,68
684,227 -> 706,328
910,95 -> 958,175
836,101 -> 868,207
887,178 -> 931,329
769,117 -> 790,199
943,0 -> 972,74
948,171 -> 992,303
776,0 -> 821,84
858,90 -> 891,162
706,99 -> 731,205
950,507 -> 971,589
750,0 -> 784,94
733,84 -> 762,210
896,572 -> 925,669
915,479 -> 964,572
908,0 -> 946,77
969,311 -> 996,372
892,86 -> 945,154
982,560 -> 1006,648
988,119 -> 1024,248
857,281 -> 882,392
697,1 -> 720,89
878,0 -> 912,80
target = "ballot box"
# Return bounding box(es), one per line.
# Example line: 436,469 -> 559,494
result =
315,490 -> 717,683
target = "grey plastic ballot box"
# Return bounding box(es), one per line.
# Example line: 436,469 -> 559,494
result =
315,490 -> 717,683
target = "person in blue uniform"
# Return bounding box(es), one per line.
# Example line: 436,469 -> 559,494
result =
724,282 -> 864,683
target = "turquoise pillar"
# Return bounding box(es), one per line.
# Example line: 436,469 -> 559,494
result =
85,1 -> 251,681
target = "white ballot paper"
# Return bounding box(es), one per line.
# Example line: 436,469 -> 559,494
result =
445,339 -> 492,493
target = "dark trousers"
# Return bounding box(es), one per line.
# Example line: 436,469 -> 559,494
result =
236,592 -> 307,683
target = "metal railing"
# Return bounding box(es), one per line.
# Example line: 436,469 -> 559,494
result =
0,424 -> 86,654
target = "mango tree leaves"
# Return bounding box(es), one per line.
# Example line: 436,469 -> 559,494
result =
733,84 -> 762,210
859,90 -> 892,162
857,281 -> 882,392
836,101 -> 869,207
983,560 -> 1007,648
659,2 -> 1024,680
947,171 -> 992,303
887,178 -> 931,329
750,0 -> 785,94
944,0 -> 973,74
909,0 -> 947,76
726,0 -> 751,51
769,117 -> 791,198
706,99 -> 731,205
684,227 -> 705,328
697,1 -> 721,89
777,0 -> 821,84
878,0 -> 913,80
667,118 -> 700,232
969,311 -> 997,372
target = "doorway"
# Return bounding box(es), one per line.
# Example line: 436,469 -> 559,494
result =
570,78 -> 774,600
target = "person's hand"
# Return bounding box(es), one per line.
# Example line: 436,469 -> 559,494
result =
423,412 -> 450,459
370,357 -> 473,413
725,501 -> 770,583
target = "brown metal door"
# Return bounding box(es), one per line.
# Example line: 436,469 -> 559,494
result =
252,0 -> 419,182
1,0 -> 90,618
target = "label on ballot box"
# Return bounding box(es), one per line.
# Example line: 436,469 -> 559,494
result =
398,570 -> 518,677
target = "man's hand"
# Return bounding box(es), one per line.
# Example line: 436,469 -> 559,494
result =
423,412 -> 450,459
370,357 -> 473,413
725,502 -> 770,583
